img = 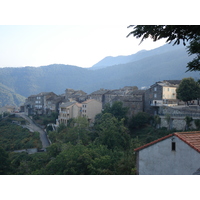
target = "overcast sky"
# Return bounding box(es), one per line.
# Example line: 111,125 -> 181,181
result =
0,1 -> 198,68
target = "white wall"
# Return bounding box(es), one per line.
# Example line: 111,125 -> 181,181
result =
138,136 -> 200,175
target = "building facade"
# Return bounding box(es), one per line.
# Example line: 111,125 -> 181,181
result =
57,102 -> 82,125
65,88 -> 87,103
24,92 -> 57,115
134,131 -> 200,175
144,80 -> 181,114
81,99 -> 102,123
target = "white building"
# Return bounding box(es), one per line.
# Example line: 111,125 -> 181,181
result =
134,131 -> 200,175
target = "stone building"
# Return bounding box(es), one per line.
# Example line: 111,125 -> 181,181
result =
144,80 -> 181,115
65,88 -> 87,103
24,92 -> 57,115
88,89 -> 109,105
45,95 -> 65,115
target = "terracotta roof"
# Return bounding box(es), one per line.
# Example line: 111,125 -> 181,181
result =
174,132 -> 200,153
134,131 -> 200,153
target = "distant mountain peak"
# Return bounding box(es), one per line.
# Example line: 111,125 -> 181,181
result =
90,43 -> 187,71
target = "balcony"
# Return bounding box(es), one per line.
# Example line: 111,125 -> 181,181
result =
150,100 -> 163,107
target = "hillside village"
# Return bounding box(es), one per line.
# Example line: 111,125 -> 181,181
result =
1,78 -> 200,175
1,79 -> 200,131
9,79 -> 197,130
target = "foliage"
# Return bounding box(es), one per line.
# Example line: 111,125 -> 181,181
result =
153,115 -> 161,128
0,147 -> 10,174
33,112 -> 58,126
186,36 -> 200,71
40,143 -> 135,175
8,151 -> 50,175
103,101 -> 129,123
0,119 -> 42,151
0,82 -> 26,107
94,113 -> 131,151
48,117 -> 91,145
176,77 -> 200,103
129,112 -> 151,130
194,119 -> 200,130
185,116 -> 193,130
127,25 -> 200,72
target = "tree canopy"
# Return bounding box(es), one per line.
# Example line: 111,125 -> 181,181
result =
176,77 -> 200,103
127,25 -> 200,71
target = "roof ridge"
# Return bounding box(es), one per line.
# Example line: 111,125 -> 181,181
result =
134,131 -> 200,153
134,133 -> 174,152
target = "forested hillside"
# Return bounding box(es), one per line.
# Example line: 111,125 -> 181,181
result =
0,43 -> 198,100
0,83 -> 26,107
0,102 -> 176,175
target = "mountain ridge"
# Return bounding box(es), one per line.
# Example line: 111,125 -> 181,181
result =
90,43 -> 187,70
0,43 -> 198,106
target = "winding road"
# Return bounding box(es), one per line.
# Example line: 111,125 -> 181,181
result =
16,112 -> 50,149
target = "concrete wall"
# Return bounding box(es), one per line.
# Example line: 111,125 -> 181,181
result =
138,136 -> 200,175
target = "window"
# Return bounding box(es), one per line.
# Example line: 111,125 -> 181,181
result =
154,93 -> 157,98
154,87 -> 157,91
172,142 -> 176,151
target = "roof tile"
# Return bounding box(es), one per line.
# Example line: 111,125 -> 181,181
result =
134,131 -> 200,153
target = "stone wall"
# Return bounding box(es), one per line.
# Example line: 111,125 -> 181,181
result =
160,116 -> 197,131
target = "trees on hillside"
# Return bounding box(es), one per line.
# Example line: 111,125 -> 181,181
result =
103,101 -> 129,123
176,77 -> 200,104
127,25 -> 200,72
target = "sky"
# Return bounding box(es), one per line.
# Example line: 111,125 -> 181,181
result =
0,25 -> 167,68
0,0 -> 198,69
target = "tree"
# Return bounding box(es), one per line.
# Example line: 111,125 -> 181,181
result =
186,36 -> 200,71
176,77 -> 200,104
194,119 -> 200,130
165,114 -> 172,130
0,147 -> 10,174
185,116 -> 193,130
94,113 -> 131,151
129,112 -> 151,130
127,25 -> 200,71
103,101 -> 129,123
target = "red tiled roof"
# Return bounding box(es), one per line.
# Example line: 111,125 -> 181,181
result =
175,132 -> 200,153
134,131 -> 200,153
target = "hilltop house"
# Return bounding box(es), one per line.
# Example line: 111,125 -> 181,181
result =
65,88 -> 87,103
45,95 -> 65,115
24,92 -> 58,115
88,86 -> 138,107
81,99 -> 102,123
134,131 -> 200,175
144,80 -> 181,114
88,89 -> 109,105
